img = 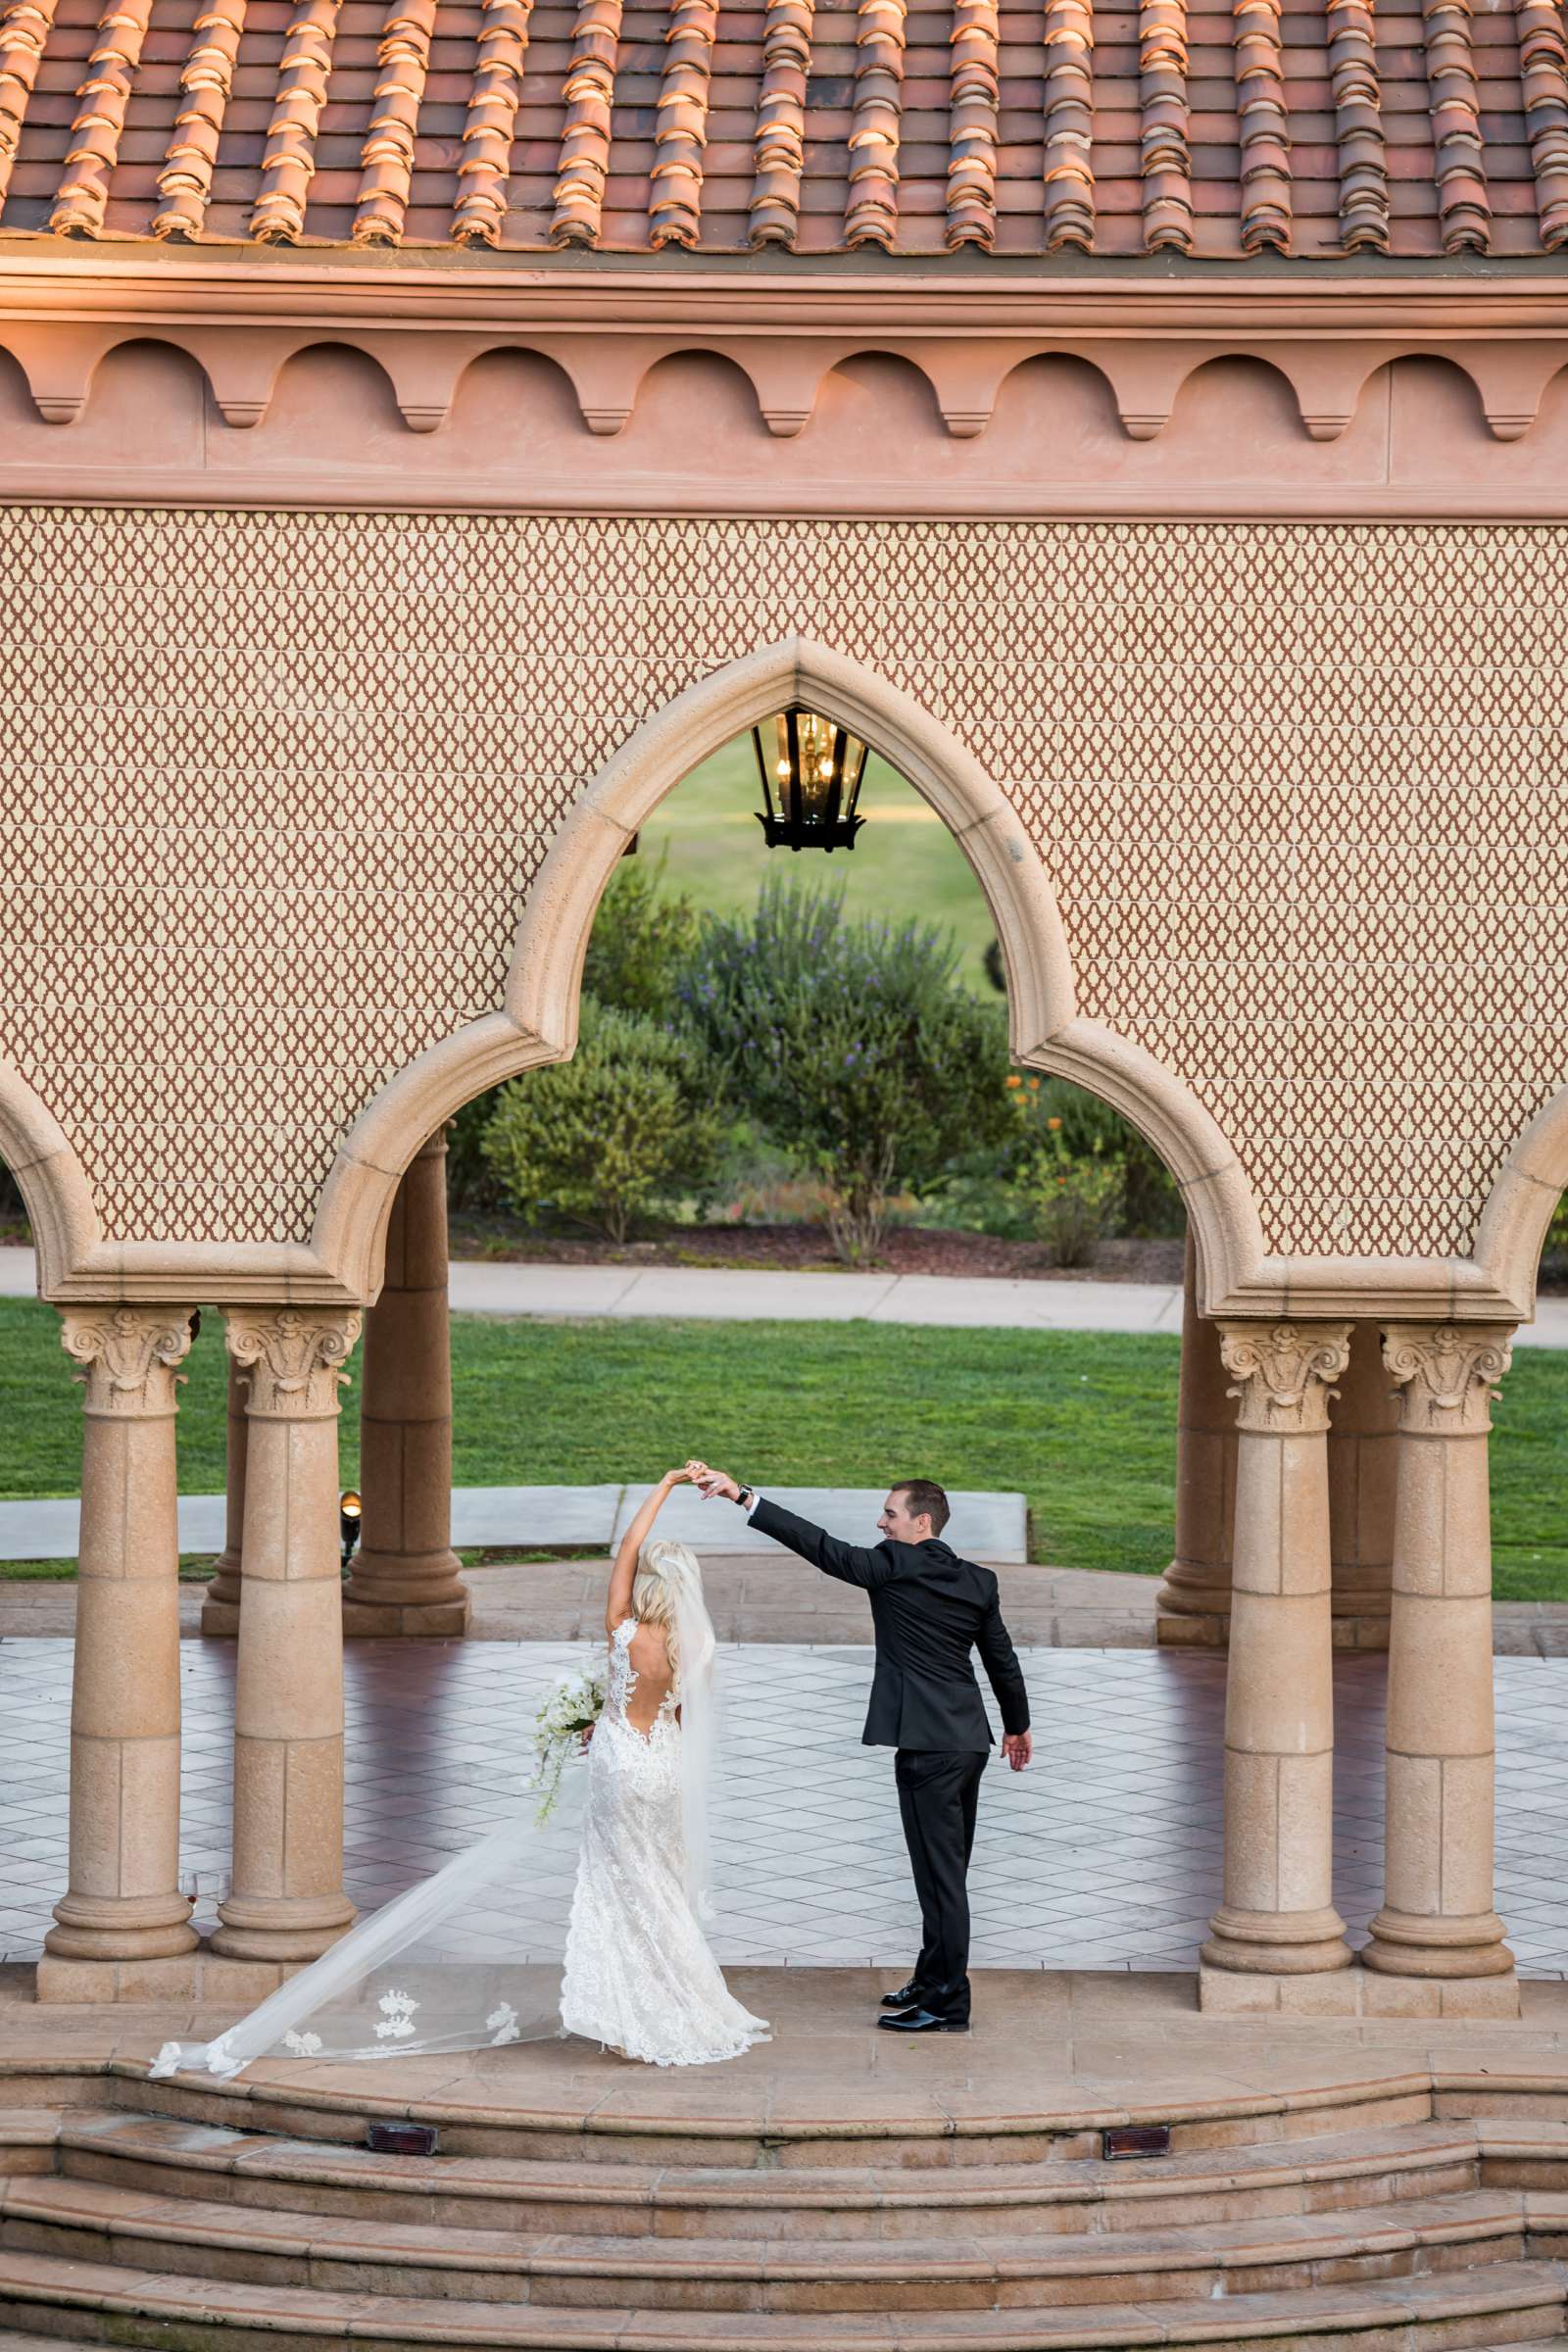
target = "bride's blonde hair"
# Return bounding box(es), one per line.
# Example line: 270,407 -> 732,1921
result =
632,1538 -> 702,1691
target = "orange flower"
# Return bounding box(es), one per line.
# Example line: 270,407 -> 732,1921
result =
1047,1115 -> 1062,1131
1005,1074 -> 1022,1089
1027,1077 -> 1041,1091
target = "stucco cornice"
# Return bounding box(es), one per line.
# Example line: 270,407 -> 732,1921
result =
2,253 -> 1566,477
2,254 -> 1568,338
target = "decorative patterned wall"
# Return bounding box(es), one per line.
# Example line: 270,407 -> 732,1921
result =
1,506 -> 1564,1261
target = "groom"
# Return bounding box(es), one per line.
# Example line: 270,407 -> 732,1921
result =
687,1464 -> 1031,2034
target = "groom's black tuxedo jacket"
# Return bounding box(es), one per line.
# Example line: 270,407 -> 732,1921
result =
749,1496 -> 1030,1752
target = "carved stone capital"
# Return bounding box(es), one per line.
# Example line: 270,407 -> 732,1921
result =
222,1306 -> 362,1420
1381,1323 -> 1514,1436
60,1305 -> 194,1417
1217,1321 -> 1352,1436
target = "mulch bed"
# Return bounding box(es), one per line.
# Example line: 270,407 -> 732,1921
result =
447,1217 -> 1187,1286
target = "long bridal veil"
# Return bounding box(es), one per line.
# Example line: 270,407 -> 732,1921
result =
150,1759 -> 592,2081
149,1556 -> 724,2084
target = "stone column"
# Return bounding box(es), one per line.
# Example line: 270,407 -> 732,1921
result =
1363,1324 -> 1518,2014
211,1306 -> 362,1964
1155,1230 -> 1237,1641
342,1131 -> 469,1637
1328,1322 -> 1398,1646
1200,1320 -> 1354,2008
41,1306 -> 198,1988
199,1352 -> 250,1635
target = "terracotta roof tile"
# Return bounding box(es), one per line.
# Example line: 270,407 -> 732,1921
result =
844,0 -> 903,243
251,0 -> 340,239
1518,0 -> 1568,244
48,0 -> 154,230
2,0 -> 1564,255
550,0 -> 616,240
1043,0 -> 1093,245
1422,0 -> 1489,249
650,0 -> 715,242
1138,0 -> 1194,247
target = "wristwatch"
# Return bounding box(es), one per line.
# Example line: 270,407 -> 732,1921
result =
735,1484 -> 756,1511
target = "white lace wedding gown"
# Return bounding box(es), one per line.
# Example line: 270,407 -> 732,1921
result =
560,1617 -> 769,2068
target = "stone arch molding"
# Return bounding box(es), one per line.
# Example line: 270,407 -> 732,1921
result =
0,1060 -> 101,1298
1475,1083 -> 1568,1320
316,640 -> 1266,1309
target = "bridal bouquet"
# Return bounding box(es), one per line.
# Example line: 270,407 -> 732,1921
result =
531,1665 -> 607,1822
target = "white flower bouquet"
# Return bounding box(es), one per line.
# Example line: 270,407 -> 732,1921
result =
531,1665 -> 606,1822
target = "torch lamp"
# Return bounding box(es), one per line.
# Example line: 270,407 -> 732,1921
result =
339,1489 -> 363,1574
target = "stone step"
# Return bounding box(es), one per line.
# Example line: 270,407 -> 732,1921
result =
72,2060 -> 1446,2167
0,2243 -> 1564,2350
14,2110 -> 1501,2239
1,2174 -> 1557,2311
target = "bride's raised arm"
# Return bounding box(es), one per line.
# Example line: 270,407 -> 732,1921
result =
604,1468 -> 690,1633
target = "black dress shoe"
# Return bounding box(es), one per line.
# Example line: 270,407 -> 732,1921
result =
877,2008 -> 969,2034
879,1980 -> 926,2010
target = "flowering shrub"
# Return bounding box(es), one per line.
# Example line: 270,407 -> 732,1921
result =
675,878 -> 1011,1260
481,1001 -> 725,1244
1017,1124 -> 1125,1267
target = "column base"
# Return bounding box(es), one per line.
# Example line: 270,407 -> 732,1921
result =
342,1551 -> 470,1637
200,1594 -> 241,1638
1200,1957 -> 1520,2019
1201,1903 -> 1352,1976
37,1942 -> 312,2006
1363,1905 -> 1516,1979
342,1587 -> 472,1639
210,1893 -> 356,1963
45,1892 -> 197,1962
206,1551 -> 242,1612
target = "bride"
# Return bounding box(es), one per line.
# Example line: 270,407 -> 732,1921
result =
150,1466 -> 766,2081
560,1467 -> 768,2066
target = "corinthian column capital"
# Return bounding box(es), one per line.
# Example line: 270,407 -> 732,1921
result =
222,1306 -> 363,1420
1381,1323 -> 1514,1437
1217,1321 -> 1352,1436
60,1305 -> 193,1417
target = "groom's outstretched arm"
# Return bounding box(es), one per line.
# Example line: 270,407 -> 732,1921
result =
747,1497 -> 895,1591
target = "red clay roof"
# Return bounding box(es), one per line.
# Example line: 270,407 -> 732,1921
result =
0,0 -> 1563,258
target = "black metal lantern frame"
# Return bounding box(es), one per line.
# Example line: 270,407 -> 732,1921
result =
752,708 -> 868,852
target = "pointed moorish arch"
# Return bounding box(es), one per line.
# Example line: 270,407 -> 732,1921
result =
1474,1084 -> 1568,1318
0,1062 -> 100,1298
316,640 -> 1264,1310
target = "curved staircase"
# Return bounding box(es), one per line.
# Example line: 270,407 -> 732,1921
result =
4,2080 -> 1568,2349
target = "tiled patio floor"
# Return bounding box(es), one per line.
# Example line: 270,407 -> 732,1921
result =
5,1640 -> 1568,1977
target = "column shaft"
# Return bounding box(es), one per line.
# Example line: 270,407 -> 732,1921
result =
1328,1321 -> 1398,1641
211,1306 -> 362,1964
1201,1321 -> 1353,1989
1155,1228 -> 1237,1633
45,1306 -> 198,1966
200,1352 -> 249,1631
1365,1324 -> 1516,1994
342,1130 -> 468,1635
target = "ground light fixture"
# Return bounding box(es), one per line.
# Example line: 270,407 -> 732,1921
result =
339,1488 -> 362,1573
752,709 -> 868,851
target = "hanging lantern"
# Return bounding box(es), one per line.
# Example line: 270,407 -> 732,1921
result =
752,709 -> 868,851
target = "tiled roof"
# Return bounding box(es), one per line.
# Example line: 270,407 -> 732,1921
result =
0,0 -> 1564,258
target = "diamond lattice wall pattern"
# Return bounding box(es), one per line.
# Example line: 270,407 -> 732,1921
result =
1,508 -> 1564,1262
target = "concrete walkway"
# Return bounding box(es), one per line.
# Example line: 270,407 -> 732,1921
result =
5,1241 -> 1568,1342
0,1485 -> 1026,1565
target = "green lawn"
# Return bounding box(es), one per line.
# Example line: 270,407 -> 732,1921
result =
641,736 -> 1001,992
5,1299 -> 1568,1595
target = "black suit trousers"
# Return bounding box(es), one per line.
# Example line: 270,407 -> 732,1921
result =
894,1747 -> 988,2024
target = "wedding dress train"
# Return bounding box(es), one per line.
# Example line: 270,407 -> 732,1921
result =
559,1616 -> 769,2068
